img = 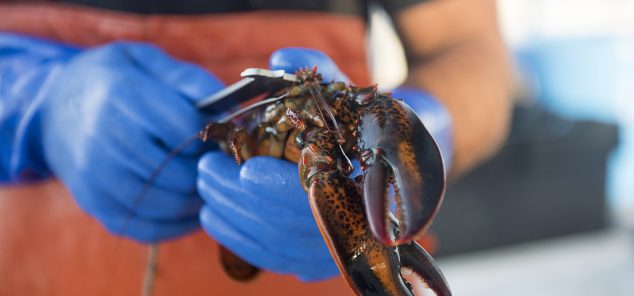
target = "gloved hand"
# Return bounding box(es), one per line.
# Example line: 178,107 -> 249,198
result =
0,34 -> 224,242
197,48 -> 454,281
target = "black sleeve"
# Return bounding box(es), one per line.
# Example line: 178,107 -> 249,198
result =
62,0 -> 366,15
374,0 -> 431,16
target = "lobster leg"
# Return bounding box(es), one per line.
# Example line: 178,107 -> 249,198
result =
218,245 -> 261,281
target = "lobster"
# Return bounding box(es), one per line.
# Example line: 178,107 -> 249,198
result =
199,68 -> 451,296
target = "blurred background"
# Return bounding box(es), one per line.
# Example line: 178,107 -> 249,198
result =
369,0 -> 634,295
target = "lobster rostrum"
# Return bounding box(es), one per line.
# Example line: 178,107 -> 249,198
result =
200,68 -> 450,295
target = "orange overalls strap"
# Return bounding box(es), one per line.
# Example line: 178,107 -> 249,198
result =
0,3 -> 368,296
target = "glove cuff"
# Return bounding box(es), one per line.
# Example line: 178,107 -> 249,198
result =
390,87 -> 454,171
0,34 -> 79,183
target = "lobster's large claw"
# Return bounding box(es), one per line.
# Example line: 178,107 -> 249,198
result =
358,98 -> 446,245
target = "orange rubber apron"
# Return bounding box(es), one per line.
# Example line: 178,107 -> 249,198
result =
0,3 -> 368,296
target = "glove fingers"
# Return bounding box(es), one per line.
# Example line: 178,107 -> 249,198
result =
148,154 -> 199,194
100,207 -> 200,243
200,205 -> 302,275
98,125 -> 197,194
269,48 -> 349,83
297,262 -> 341,282
70,178 -> 199,242
199,152 -> 313,217
198,179 -> 322,241
95,171 -> 202,221
73,42 -> 206,155
86,146 -> 202,220
111,79 -> 205,156
198,152 -> 321,235
122,43 -> 224,101
105,215 -> 199,243
197,176 -> 330,260
197,151 -> 243,191
200,205 -> 337,277
239,156 -> 313,214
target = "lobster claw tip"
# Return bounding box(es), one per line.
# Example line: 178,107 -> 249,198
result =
399,239 -> 453,296
362,147 -> 445,245
362,159 -> 394,245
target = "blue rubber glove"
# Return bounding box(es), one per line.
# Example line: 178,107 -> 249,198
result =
0,34 -> 78,182
0,34 -> 224,242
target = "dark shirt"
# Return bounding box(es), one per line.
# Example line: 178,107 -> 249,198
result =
61,0 -> 425,17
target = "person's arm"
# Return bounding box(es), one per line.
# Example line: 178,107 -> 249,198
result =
394,0 -> 513,176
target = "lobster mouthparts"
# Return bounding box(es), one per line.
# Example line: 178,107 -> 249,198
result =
357,97 -> 446,245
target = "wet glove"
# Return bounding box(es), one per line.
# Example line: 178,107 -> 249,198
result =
197,48 -> 453,282
0,34 -> 224,242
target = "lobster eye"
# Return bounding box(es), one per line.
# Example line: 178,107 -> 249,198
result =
295,131 -> 307,148
339,161 -> 354,176
355,92 -> 375,105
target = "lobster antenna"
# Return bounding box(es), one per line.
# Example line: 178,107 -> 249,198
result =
219,93 -> 289,124
308,82 -> 344,143
299,66 -> 344,143
142,244 -> 158,296
117,133 -> 201,241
